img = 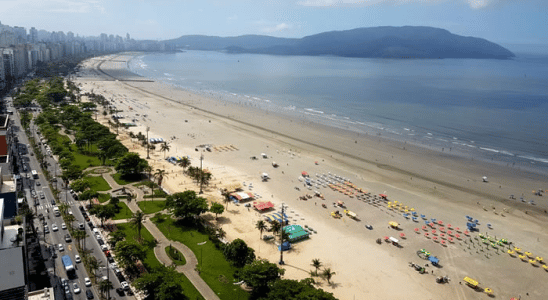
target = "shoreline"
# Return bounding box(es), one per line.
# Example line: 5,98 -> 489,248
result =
77,53 -> 548,299
128,51 -> 548,177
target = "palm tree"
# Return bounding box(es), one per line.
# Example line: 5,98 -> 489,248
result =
130,211 -> 145,242
98,279 -> 113,298
256,220 -> 267,239
221,189 -> 231,209
270,220 -> 281,237
311,259 -> 322,276
58,203 -> 70,215
216,227 -> 226,240
177,156 -> 191,172
322,268 -> 336,285
88,256 -> 102,280
65,214 -> 76,227
160,142 -> 170,158
154,169 -> 168,188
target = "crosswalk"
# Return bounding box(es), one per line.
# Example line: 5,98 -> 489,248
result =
37,201 -> 75,211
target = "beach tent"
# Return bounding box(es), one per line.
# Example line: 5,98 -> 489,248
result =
253,201 -> 274,211
230,192 -> 255,202
301,171 -> 309,177
283,225 -> 310,242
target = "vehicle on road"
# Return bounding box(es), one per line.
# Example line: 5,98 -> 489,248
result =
86,289 -> 94,299
366,224 -> 373,230
120,281 -> 129,291
58,244 -> 64,251
61,223 -> 67,230
79,223 -> 85,230
35,181 -> 40,186
61,255 -> 75,278
75,255 -> 81,263
115,288 -> 125,296
52,224 -> 58,231
84,277 -> 91,287
44,225 -> 49,233
65,234 -> 72,242
73,283 -> 81,294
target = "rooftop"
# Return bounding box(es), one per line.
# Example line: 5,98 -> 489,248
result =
0,247 -> 25,291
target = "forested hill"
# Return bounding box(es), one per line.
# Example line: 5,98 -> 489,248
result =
165,26 -> 515,59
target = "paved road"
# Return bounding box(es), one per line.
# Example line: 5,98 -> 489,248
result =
8,95 -> 133,300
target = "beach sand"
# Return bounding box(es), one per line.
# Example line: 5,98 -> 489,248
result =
75,53 -> 548,299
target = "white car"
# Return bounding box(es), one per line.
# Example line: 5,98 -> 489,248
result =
75,255 -> 81,263
84,277 -> 92,287
61,223 -> 67,230
120,281 -> 129,291
73,283 -> 81,294
52,224 -> 58,231
101,244 -> 108,251
110,262 -> 118,269
58,244 -> 64,252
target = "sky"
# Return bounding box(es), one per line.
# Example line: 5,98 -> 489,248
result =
0,0 -> 546,45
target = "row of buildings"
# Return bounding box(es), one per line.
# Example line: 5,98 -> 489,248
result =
1,21 -> 173,91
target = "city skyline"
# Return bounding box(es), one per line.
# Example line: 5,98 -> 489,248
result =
0,0 -> 546,46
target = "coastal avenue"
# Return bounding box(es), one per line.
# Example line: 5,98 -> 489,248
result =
7,95 -> 131,300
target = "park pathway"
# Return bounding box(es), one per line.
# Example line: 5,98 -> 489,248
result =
100,169 -> 221,300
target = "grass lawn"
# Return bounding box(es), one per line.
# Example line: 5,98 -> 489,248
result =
97,193 -> 111,203
137,200 -> 166,214
115,223 -> 204,300
113,202 -> 133,220
71,145 -> 102,169
152,214 -> 249,300
165,246 -> 186,265
113,173 -> 143,185
83,176 -> 111,192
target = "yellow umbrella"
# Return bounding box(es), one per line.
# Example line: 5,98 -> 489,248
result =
543,265 -> 548,271
529,259 -> 537,265
519,255 -> 527,261
536,256 -> 544,263
484,288 -> 493,295
514,247 -> 522,253
525,251 -> 533,257
507,250 -> 516,256
394,201 -> 398,204
387,202 -> 392,205
410,208 -> 415,211
404,209 -> 409,213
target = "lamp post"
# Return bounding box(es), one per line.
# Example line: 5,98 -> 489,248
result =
199,152 -> 204,194
197,241 -> 207,272
146,126 -> 150,159
279,203 -> 285,265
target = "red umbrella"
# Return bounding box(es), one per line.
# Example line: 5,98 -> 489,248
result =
447,231 -> 453,236
440,233 -> 446,239
414,228 -> 420,233
400,233 -> 406,238
440,227 -> 445,232
429,222 -> 435,227
455,227 -> 461,232
464,231 -> 470,236
432,229 -> 437,234
384,236 -> 389,240
422,225 -> 427,230
438,220 -> 443,225
447,224 -> 452,229
441,240 -> 447,246
448,237 -> 454,243
433,236 -> 439,242
455,234 -> 461,239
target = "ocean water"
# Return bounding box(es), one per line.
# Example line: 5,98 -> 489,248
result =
128,50 -> 548,173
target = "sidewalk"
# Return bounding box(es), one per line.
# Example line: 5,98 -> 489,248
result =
100,170 -> 220,300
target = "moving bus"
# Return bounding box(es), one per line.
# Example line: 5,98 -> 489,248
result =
61,255 -> 75,278
31,170 -> 38,179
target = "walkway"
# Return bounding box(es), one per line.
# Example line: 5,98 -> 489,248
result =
100,169 -> 221,300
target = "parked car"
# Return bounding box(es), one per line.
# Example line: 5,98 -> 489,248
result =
75,255 -> 81,263
79,223 -> 85,230
65,234 -> 72,243
86,289 -> 94,299
84,277 -> 91,287
120,281 -> 129,291
115,288 -> 125,296
52,224 -> 58,231
44,225 -> 49,234
58,244 -> 64,252
73,283 -> 81,294
61,223 -> 67,230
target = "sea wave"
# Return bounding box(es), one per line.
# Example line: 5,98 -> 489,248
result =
304,108 -> 324,114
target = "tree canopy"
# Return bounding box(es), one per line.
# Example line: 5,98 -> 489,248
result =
115,241 -> 147,269
134,266 -> 187,300
165,191 -> 209,220
210,202 -> 225,219
238,259 -> 284,298
115,152 -> 149,178
223,238 -> 256,268
263,279 -> 337,300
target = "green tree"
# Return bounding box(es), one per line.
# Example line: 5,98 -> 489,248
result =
90,204 -> 116,227
216,227 -> 226,240
209,202 -> 225,219
322,268 -> 336,285
130,211 -> 145,242
65,214 -> 76,227
177,156 -> 191,171
134,266 -> 187,300
266,279 -> 337,300
221,189 -> 231,209
110,196 -> 120,208
154,168 -> 167,187
115,152 -> 148,178
160,142 -> 170,158
70,179 -> 91,193
256,220 -> 267,239
115,241 -> 147,270
311,258 -> 322,276
88,256 -> 103,280
58,203 -> 70,215
98,279 -> 113,298
165,191 -> 209,220
223,238 -> 256,268
238,259 -> 284,298
109,230 -> 126,247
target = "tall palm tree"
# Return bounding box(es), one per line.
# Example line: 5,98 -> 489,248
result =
154,169 -> 168,188
160,142 -> 170,158
270,220 -> 281,237
177,156 -> 191,172
221,189 -> 231,209
216,227 -> 226,240
65,214 -> 76,227
322,268 -> 336,285
98,279 -> 113,298
256,220 -> 267,239
130,211 -> 145,242
89,256 -> 102,281
311,259 -> 322,275
58,203 -> 70,215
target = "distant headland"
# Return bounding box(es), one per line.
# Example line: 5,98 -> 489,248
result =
165,26 -> 515,59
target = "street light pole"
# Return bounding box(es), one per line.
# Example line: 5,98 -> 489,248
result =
146,126 -> 150,159
279,203 -> 285,265
199,152 -> 204,194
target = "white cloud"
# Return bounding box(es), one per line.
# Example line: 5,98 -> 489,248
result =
262,23 -> 292,33
297,0 -> 508,9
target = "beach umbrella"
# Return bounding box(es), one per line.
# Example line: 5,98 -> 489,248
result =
455,227 -> 461,232
432,229 -> 437,235
514,247 -> 522,253
536,256 -> 543,263
411,208 -> 415,211
508,250 -> 516,257
429,222 -> 435,227
440,227 -> 445,232
422,225 -> 427,230
447,231 -> 453,236
414,228 -> 420,233
464,231 -> 470,236
529,259 -> 537,266
519,255 -> 527,261
448,237 -> 454,242
441,240 -> 446,246
384,236 -> 389,241
525,251 -> 533,257
440,233 -> 446,239
484,288 -> 493,295
438,220 -> 443,225
420,214 -> 426,219
400,233 -> 406,238
447,224 -> 452,229
433,236 -> 439,242
424,232 -> 430,238
543,265 -> 548,271
455,234 -> 461,239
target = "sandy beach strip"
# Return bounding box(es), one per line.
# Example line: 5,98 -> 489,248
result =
75,53 -> 548,299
